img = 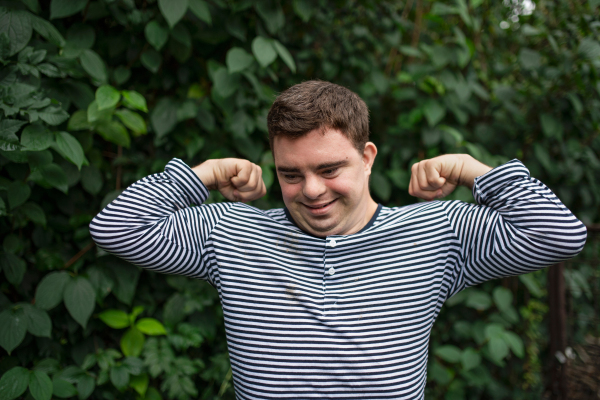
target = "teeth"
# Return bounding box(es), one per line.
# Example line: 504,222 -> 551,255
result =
309,200 -> 333,209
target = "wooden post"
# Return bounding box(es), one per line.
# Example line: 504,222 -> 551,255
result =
548,262 -> 568,399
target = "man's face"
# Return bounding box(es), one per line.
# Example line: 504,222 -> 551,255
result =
273,128 -> 377,237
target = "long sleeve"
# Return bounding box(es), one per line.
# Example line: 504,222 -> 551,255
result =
89,158 -> 233,280
443,159 -> 587,296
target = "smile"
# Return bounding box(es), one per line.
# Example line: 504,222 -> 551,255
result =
302,199 -> 338,215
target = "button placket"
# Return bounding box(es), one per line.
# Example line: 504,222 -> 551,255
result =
323,237 -> 340,314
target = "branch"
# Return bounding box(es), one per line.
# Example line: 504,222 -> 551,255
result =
64,242 -> 96,269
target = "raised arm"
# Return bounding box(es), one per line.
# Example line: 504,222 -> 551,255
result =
89,158 -> 265,280
409,154 -> 588,295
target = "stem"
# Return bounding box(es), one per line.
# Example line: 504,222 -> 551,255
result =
64,242 -> 95,269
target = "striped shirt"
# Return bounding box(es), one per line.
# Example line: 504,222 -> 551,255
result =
90,158 -> 587,400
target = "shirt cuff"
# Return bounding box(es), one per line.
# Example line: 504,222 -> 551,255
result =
472,159 -> 531,205
164,158 -> 210,206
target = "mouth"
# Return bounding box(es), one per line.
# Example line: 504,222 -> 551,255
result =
302,199 -> 338,215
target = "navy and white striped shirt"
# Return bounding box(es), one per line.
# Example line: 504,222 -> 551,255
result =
90,158 -> 587,400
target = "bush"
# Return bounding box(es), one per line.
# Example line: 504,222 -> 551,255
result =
0,0 -> 598,399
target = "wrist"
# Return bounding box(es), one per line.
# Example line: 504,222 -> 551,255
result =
457,154 -> 492,189
192,159 -> 218,190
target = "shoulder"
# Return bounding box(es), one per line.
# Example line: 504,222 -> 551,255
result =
374,201 -> 463,228
197,202 -> 293,225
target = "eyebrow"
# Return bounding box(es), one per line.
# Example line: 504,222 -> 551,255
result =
276,160 -> 349,173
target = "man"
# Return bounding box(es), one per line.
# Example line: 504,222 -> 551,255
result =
90,80 -> 587,399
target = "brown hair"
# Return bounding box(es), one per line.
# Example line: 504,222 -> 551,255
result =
267,80 -> 370,151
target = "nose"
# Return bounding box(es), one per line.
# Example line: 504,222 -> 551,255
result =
302,174 -> 327,199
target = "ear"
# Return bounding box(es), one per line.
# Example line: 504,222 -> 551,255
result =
362,142 -> 377,175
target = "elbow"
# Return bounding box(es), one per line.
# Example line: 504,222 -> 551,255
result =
554,218 -> 588,260
89,213 -> 106,250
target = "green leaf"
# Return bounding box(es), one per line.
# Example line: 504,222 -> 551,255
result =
273,40 -> 296,73
20,202 -> 46,226
7,181 -> 30,210
492,287 -> 513,312
212,67 -> 240,98
66,24 -> 95,50
96,85 -> 120,111
115,109 -> 147,135
20,124 -> 53,151
80,166 -> 103,195
1,253 -> 26,286
35,272 -> 70,310
113,66 -> 131,85
434,345 -> 462,363
67,110 -> 92,131
76,373 -> 95,400
488,336 -> 509,362
121,91 -> 148,113
428,361 -> 453,385
40,163 -> 69,193
144,21 -> 169,51
54,131 -> 85,169
255,0 -> 284,34
136,318 -> 167,335
519,274 -> 543,298
95,121 -> 131,147
0,119 -> 27,150
121,327 -> 145,357
460,348 -> 481,371
540,113 -> 563,139
79,49 -> 107,83
252,37 -> 277,68
150,98 -> 178,137
188,0 -> 211,24
0,366 -> 29,399
293,0 -> 313,22
578,38 -> 600,60
87,100 -> 113,124
50,0 -> 87,19
129,373 -> 149,397
110,365 -> 130,390
226,47 -> 254,74
29,370 -> 53,400
0,198 -> 6,217
0,10 -> 32,57
0,309 -> 27,354
519,48 -> 542,70
465,289 -> 492,310
370,171 -> 391,201
502,331 -> 524,358
37,106 -> 69,126
52,376 -> 77,398
158,0 -> 188,28
64,277 -> 96,328
31,15 -> 65,46
145,387 -> 163,400
422,99 -> 446,127
99,309 -> 130,329
22,304 -> 52,337
140,48 -> 162,74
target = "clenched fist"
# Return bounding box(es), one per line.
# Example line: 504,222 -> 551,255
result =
409,154 -> 492,201
192,158 -> 267,202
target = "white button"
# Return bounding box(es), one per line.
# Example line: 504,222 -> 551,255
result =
328,239 -> 337,247
328,267 -> 335,275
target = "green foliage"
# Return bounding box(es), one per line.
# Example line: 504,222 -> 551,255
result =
0,0 -> 598,399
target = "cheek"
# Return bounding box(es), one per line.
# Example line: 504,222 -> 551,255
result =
327,175 -> 359,198
280,182 -> 300,203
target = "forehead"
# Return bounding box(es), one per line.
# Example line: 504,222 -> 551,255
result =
273,129 -> 360,168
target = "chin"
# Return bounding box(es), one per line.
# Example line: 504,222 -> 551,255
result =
305,220 -> 341,235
